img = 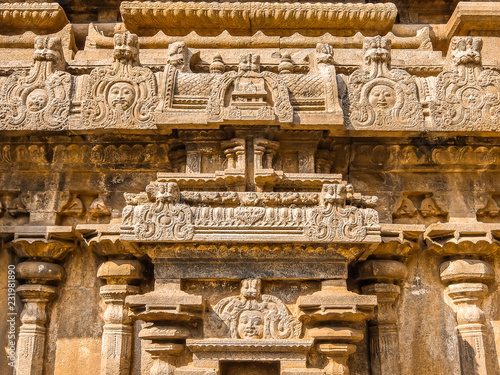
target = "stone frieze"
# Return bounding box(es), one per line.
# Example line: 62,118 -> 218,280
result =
120,181 -> 380,243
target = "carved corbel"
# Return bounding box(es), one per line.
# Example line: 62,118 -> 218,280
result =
126,279 -> 204,375
425,223 -> 499,375
357,260 -> 408,375
221,138 -> 246,171
315,43 -> 341,114
298,279 -> 377,375
440,259 -> 494,375
97,259 -> 142,375
7,239 -> 73,375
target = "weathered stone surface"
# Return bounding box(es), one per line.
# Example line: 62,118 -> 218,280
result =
1,1 -> 500,375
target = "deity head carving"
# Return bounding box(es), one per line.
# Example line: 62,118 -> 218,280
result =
316,43 -> 334,65
450,36 -> 482,66
107,81 -> 136,110
367,84 -> 397,109
167,41 -> 188,72
113,32 -> 139,64
241,278 -> 261,299
363,36 -> 391,67
238,53 -> 260,73
237,309 -> 264,339
26,89 -> 49,112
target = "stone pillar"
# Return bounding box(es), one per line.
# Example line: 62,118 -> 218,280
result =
357,260 -> 408,375
9,240 -> 73,375
126,279 -> 203,375
440,259 -> 494,375
97,259 -> 142,375
298,279 -> 377,375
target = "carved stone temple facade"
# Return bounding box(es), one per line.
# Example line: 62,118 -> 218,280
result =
3,1 -> 500,375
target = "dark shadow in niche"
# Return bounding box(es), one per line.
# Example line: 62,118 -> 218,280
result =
220,361 -> 280,375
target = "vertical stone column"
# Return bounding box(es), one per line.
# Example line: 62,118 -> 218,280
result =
97,259 -> 142,375
126,279 -> 203,375
9,240 -> 73,375
440,259 -> 494,375
298,279 -> 377,375
357,260 -> 408,375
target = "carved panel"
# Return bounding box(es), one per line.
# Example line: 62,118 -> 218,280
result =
0,37 -> 71,130
120,181 -> 380,243
81,32 -> 158,129
347,36 -> 424,130
214,279 -> 301,340
207,53 -> 293,123
430,37 -> 500,131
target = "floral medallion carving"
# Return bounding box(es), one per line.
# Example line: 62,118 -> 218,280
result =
81,32 -> 158,129
430,37 -> 500,130
0,36 -> 71,130
347,36 -> 424,129
214,279 -> 301,339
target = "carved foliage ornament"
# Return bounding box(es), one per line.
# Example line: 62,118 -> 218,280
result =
120,181 -> 379,243
348,36 -> 424,129
431,37 -> 500,130
82,32 -> 158,129
214,279 -> 301,340
207,53 -> 293,123
0,36 -> 71,130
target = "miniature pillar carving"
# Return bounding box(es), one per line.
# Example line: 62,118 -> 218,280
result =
97,259 -> 142,375
298,279 -> 377,375
440,259 -> 494,375
126,279 -> 203,375
358,259 -> 408,375
9,240 -> 72,375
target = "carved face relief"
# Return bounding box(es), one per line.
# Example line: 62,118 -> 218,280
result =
237,310 -> 264,339
26,89 -> 49,112
108,82 -> 136,110
368,84 -> 397,109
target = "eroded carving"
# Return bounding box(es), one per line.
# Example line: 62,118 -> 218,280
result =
347,36 -> 424,129
214,279 -> 301,339
0,36 -> 70,130
431,37 -> 500,130
81,32 -> 158,129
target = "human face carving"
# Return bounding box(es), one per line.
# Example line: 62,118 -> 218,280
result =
26,89 -> 49,112
368,85 -> 396,109
237,310 -> 264,339
108,82 -> 135,110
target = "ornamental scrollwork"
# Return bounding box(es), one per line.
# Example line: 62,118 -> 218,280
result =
347,36 -> 424,130
430,36 -> 500,130
214,279 -> 302,340
81,32 -> 158,129
0,36 -> 71,130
